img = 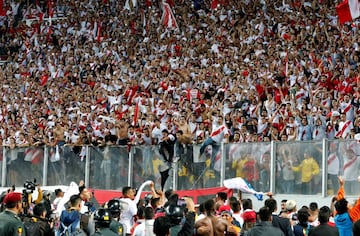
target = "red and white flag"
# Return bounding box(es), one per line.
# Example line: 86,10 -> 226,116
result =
285,49 -> 289,77
47,0 -> 53,18
336,0 -> 360,24
133,101 -> 139,126
24,148 -> 44,164
161,2 -> 178,29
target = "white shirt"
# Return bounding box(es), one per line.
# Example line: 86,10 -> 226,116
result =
343,156 -> 360,181
133,219 -> 155,236
327,152 -> 340,175
120,198 -> 138,234
210,123 -> 228,143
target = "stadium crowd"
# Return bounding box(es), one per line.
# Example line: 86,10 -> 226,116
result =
0,0 -> 359,150
1,0 -> 360,235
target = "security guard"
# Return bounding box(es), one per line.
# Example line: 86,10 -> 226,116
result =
107,198 -> 127,236
91,208 -> 118,236
0,192 -> 26,236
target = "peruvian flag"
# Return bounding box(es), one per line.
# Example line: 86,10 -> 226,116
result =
285,49 -> 289,77
24,148 -> 44,164
47,0 -> 53,18
336,0 -> 360,24
133,101 -> 139,126
40,74 -> 49,86
97,22 -> 102,43
161,1 -> 178,29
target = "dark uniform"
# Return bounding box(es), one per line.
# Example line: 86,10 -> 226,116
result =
0,210 -> 26,236
109,220 -> 126,236
92,208 -> 118,236
92,228 -> 119,236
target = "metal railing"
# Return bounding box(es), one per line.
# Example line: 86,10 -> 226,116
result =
1,139 -> 359,196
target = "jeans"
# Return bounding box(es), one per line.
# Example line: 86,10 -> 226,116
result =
328,174 -> 339,193
260,169 -> 270,191
301,182 -> 311,195
142,146 -> 153,176
282,179 -> 295,194
345,180 -> 359,195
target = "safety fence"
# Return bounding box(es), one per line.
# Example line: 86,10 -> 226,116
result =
0,139 -> 359,197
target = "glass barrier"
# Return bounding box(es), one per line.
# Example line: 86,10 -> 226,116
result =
0,145 -> 3,185
190,143 -> 221,190
89,145 -> 129,190
131,145 -> 170,190
1,139 -> 359,197
47,145 -> 86,186
225,142 -> 271,192
336,140 -> 360,196
275,141 -> 323,195
4,146 -> 45,187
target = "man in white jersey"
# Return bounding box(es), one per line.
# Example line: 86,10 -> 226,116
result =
342,148 -> 360,195
198,115 -> 229,171
327,142 -> 340,194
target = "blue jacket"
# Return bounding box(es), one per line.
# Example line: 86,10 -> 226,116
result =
334,212 -> 352,236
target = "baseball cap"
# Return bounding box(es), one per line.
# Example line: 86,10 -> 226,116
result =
3,192 -> 22,205
242,210 -> 257,223
286,200 -> 297,211
218,205 -> 232,216
221,210 -> 232,217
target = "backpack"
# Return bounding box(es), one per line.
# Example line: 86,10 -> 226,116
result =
59,220 -> 87,236
24,217 -> 41,236
293,223 -> 311,236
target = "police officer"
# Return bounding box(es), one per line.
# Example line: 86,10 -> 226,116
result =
91,208 -> 118,236
0,192 -> 26,236
107,198 -> 127,236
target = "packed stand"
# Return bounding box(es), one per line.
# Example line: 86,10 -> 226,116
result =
0,0 -> 359,151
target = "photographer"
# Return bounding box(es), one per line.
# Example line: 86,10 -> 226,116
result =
22,180 -> 44,216
153,196 -> 196,236
23,203 -> 54,236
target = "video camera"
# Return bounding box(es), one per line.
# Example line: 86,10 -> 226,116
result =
22,179 -> 37,216
23,179 -> 36,194
164,194 -> 188,225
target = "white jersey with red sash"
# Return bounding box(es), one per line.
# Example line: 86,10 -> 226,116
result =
156,108 -> 168,124
327,152 -> 339,175
210,124 -> 228,143
343,156 -> 360,181
347,140 -> 360,156
249,104 -> 258,118
189,122 -> 198,137
335,120 -> 353,138
340,101 -> 354,121
295,89 -> 306,105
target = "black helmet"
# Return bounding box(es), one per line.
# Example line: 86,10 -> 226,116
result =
107,199 -> 121,214
165,205 -> 183,224
93,208 -> 112,224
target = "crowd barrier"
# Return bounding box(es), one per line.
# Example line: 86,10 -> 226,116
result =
0,139 -> 359,197
92,187 -> 233,205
